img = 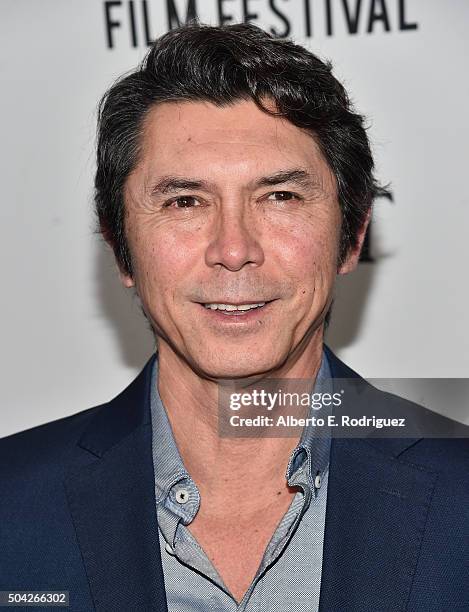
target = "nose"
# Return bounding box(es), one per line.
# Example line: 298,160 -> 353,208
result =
204,205 -> 265,272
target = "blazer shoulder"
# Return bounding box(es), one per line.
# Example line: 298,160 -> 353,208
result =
0,355 -> 155,483
324,346 -> 469,474
358,386 -> 469,475
0,403 -> 104,482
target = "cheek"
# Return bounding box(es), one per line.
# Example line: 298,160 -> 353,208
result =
271,218 -> 339,284
129,225 -> 199,305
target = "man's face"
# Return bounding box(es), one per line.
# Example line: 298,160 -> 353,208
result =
122,99 -> 358,379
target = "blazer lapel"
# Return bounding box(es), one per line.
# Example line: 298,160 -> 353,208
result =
318,436 -> 437,611
319,347 -> 438,611
63,355 -> 168,612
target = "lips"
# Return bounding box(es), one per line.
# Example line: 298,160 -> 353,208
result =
197,299 -> 276,319
201,299 -> 275,309
204,304 -> 265,315
200,299 -> 274,305
203,302 -> 266,312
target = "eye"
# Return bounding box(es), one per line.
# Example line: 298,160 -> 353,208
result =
163,195 -> 200,208
266,191 -> 301,202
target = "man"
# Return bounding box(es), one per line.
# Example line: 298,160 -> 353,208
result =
0,23 -> 468,612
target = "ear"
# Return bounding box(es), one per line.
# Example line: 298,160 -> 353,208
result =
102,232 -> 136,288
337,207 -> 372,275
119,268 -> 135,288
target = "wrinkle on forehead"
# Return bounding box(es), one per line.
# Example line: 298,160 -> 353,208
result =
134,99 -> 335,194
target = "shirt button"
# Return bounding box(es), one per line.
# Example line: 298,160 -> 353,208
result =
314,474 -> 322,489
175,488 -> 190,504
165,542 -> 175,555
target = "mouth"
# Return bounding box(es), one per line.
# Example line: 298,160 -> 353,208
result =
197,299 -> 276,321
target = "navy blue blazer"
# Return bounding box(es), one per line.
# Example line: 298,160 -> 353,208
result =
1,347 -> 468,611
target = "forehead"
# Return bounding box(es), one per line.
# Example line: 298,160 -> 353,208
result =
136,99 -> 333,182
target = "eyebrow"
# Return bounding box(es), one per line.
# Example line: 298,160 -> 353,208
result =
149,168 -> 320,195
255,169 -> 320,189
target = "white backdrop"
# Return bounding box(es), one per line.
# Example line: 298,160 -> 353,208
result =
1,0 -> 468,438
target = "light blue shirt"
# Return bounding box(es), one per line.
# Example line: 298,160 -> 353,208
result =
150,350 -> 332,611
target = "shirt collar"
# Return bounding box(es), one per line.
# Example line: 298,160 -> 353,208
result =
285,350 -> 332,489
149,356 -> 191,503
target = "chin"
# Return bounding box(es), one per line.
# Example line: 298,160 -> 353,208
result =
191,349 -> 281,381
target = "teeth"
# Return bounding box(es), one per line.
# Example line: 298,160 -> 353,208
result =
204,302 -> 266,311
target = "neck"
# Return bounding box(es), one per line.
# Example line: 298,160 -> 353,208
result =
156,331 -> 324,504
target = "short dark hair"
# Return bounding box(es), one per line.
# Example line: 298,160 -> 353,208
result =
95,22 -> 387,277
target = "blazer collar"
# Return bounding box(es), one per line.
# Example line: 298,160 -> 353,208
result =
324,344 -> 422,459
76,353 -> 157,458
